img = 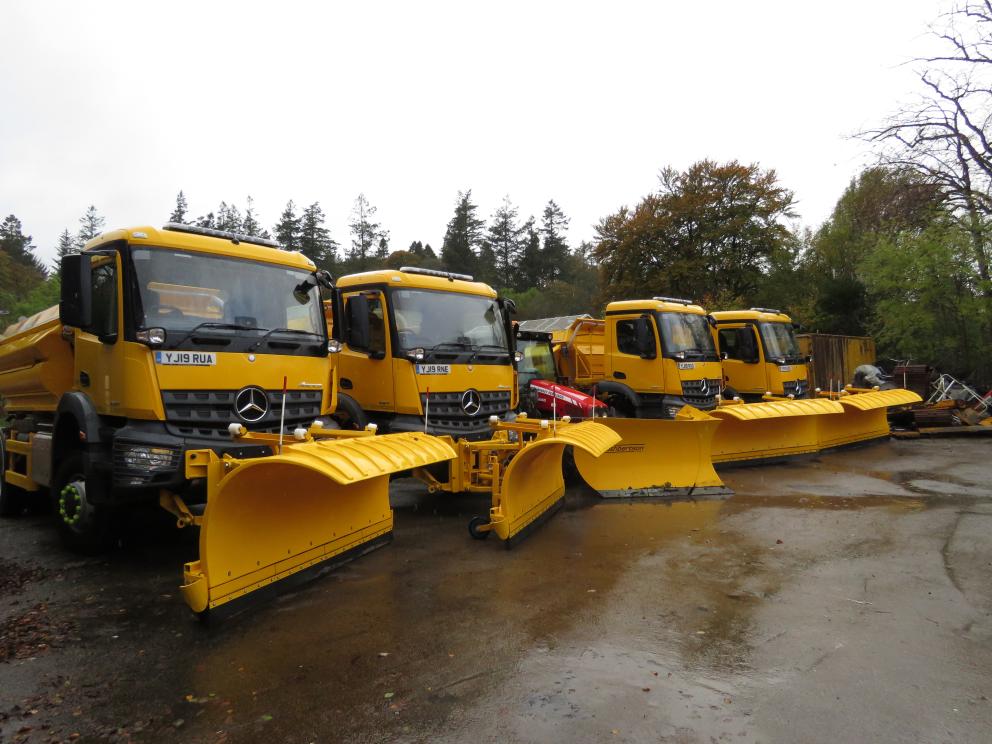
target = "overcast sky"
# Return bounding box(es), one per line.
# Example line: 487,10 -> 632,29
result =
1,0 -> 945,266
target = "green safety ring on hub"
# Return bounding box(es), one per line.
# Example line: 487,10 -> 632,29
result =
59,484 -> 83,526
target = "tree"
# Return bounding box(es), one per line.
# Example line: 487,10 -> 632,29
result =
486,196 -> 525,289
215,202 -> 242,233
516,217 -> 542,290
347,194 -> 388,271
169,190 -> 189,223
76,205 -> 105,249
594,160 -> 796,304
539,199 -> 571,286
242,196 -> 264,237
274,200 -> 302,250
55,229 -> 76,263
299,202 -> 338,270
859,1 -> 992,341
441,190 -> 485,276
0,216 -> 47,315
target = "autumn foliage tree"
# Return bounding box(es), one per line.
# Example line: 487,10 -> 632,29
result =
594,160 -> 796,306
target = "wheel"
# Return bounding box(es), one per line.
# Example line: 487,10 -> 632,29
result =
0,434 -> 25,517
468,515 -> 491,540
51,452 -> 113,554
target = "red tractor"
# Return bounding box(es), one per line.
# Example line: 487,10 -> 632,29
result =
515,329 -> 607,419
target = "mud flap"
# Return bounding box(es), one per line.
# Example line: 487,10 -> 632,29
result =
709,398 -> 844,466
180,432 -> 456,614
817,389 -> 922,450
468,420 -> 620,546
571,408 -> 728,498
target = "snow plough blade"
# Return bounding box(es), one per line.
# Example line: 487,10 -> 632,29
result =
175,430 -> 456,614
571,407 -> 729,498
414,417 -> 620,546
709,398 -> 844,466
817,388 -> 922,450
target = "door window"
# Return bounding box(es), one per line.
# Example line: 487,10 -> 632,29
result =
89,259 -> 118,339
616,318 -> 655,357
719,327 -> 758,363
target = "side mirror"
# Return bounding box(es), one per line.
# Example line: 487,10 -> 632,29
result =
500,297 -> 518,316
345,295 -> 370,351
316,270 -> 334,290
705,314 -> 717,328
60,253 -> 92,328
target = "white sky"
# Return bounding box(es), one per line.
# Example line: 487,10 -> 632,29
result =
1,0 -> 945,266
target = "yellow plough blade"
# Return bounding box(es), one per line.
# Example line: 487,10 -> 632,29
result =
489,420 -> 620,544
710,398 -> 844,465
817,389 -> 922,450
572,407 -> 728,498
179,432 -> 456,614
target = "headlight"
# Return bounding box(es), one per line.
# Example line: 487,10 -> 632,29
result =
123,446 -> 175,470
408,348 -> 425,362
136,327 -> 166,346
328,339 -> 342,353
513,351 -> 523,363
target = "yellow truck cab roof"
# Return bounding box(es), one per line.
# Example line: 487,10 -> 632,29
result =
711,308 -> 792,324
84,225 -> 317,271
336,267 -> 497,298
605,298 -> 708,315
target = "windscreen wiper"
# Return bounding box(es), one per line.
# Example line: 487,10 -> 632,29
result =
174,322 -> 263,347
250,327 -> 323,351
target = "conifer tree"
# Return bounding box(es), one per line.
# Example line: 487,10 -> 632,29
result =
242,196 -> 263,237
486,195 -> 525,288
76,205 -> 105,249
195,212 -> 216,229
516,217 -> 542,290
299,202 -> 338,270
274,200 -> 302,250
216,202 -> 242,233
441,190 -> 485,276
55,229 -> 76,262
347,194 -> 388,271
169,190 -> 189,223
539,199 -> 571,286
0,215 -> 47,280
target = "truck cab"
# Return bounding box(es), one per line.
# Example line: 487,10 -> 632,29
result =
1,223 -> 336,548
597,298 -> 723,417
711,308 -> 809,401
335,267 -> 517,439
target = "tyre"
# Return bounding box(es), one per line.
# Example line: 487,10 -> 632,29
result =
0,433 -> 25,517
468,515 -> 491,540
51,452 -> 113,554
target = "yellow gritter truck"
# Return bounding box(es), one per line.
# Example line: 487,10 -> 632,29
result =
0,224 -> 459,614
710,308 -> 810,401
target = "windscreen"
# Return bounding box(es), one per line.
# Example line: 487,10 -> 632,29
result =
656,311 -> 717,359
516,336 -> 557,386
759,322 -> 802,361
131,247 -> 324,342
391,289 -> 508,352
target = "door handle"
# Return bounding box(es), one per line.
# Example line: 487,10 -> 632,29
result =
79,371 -> 90,387
613,371 -> 626,379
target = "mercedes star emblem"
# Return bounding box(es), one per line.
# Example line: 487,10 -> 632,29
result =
461,388 -> 483,416
234,386 -> 269,423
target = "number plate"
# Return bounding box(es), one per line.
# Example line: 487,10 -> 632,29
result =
779,365 -> 792,372
677,362 -> 695,370
415,364 -> 451,375
155,351 -> 217,366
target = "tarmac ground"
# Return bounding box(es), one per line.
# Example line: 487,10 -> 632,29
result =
0,437 -> 990,743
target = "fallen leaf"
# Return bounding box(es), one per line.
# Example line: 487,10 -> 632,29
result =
384,692 -> 394,700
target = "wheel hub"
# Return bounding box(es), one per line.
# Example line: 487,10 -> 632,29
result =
59,480 -> 87,526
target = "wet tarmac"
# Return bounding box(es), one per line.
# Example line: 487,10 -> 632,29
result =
1,438 -> 991,743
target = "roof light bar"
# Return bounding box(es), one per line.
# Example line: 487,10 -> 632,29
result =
749,307 -> 783,314
399,266 -> 474,282
162,222 -> 282,249
652,296 -> 695,305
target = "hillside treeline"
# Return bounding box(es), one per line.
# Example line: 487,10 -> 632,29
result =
2,3 -> 990,384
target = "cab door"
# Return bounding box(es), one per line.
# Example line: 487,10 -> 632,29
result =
72,251 -> 126,414
608,314 -> 663,395
339,290 -> 395,411
716,324 -> 767,396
